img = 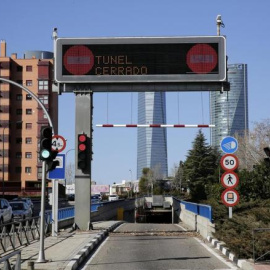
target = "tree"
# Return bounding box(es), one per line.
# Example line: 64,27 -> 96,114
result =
139,168 -> 150,194
234,119 -> 270,170
182,130 -> 220,201
65,162 -> 75,185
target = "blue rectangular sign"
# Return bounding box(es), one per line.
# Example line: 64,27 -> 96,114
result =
48,154 -> 65,180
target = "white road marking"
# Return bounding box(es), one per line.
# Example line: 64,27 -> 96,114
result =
175,223 -> 187,231
194,237 -> 238,270
81,236 -> 110,270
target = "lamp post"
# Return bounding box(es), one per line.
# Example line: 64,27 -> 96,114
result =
2,121 -> 22,197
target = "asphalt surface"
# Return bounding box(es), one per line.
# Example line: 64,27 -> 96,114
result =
80,223 -> 238,270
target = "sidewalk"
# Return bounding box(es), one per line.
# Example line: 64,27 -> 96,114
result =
15,220 -> 123,270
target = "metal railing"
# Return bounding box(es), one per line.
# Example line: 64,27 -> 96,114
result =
0,250 -> 21,270
0,215 -> 50,255
253,228 -> 270,263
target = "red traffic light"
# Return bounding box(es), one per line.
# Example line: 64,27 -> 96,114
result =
78,134 -> 87,143
78,133 -> 88,171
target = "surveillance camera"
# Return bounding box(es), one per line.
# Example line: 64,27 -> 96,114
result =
216,15 -> 222,23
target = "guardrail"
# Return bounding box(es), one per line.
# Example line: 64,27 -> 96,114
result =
0,215 -> 50,255
176,199 -> 212,222
0,250 -> 21,270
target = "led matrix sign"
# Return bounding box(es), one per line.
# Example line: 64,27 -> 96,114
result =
55,36 -> 226,83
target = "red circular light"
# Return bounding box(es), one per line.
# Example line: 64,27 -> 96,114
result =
79,144 -> 86,151
78,134 -> 87,142
186,44 -> 218,74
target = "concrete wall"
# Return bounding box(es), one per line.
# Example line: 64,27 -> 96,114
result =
176,201 -> 215,239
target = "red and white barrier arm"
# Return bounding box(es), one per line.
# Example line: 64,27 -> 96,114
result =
96,124 -> 215,128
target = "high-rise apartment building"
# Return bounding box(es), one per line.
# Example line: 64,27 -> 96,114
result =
137,92 -> 168,179
0,40 -> 58,195
210,63 -> 248,148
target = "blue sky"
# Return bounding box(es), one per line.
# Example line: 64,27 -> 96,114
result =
1,0 -> 270,184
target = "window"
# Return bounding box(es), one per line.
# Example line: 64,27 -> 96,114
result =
16,94 -> 23,101
16,109 -> 22,115
15,167 -> 22,173
26,66 -> 32,72
25,167 -> 32,173
39,95 -> 48,104
26,109 -> 32,115
16,152 -> 22,158
25,123 -> 32,130
25,137 -> 32,144
16,122 -> 22,129
38,80 -> 48,90
26,80 -> 32,86
16,138 -> 22,144
26,94 -> 32,100
25,152 -> 32,159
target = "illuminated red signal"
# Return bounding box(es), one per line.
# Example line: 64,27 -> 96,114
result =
77,133 -> 88,170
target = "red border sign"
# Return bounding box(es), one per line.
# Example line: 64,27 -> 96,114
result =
221,171 -> 239,189
52,135 -> 66,153
220,154 -> 239,171
221,189 -> 240,207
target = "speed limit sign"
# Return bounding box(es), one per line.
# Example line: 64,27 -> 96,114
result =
220,154 -> 239,171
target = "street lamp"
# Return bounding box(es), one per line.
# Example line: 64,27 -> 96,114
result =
2,121 -> 23,197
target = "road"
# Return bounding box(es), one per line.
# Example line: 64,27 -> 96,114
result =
81,223 -> 237,270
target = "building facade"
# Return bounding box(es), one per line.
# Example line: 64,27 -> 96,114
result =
210,63 -> 248,148
0,40 -> 58,195
137,92 -> 168,179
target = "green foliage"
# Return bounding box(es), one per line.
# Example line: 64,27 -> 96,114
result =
182,130 -> 221,201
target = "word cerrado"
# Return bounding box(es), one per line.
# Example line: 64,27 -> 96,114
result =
95,55 -> 147,75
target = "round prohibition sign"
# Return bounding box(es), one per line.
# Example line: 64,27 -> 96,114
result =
220,154 -> 239,171
221,188 -> 240,207
221,171 -> 239,189
52,135 -> 66,153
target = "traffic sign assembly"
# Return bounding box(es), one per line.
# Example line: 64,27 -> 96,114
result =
52,135 -> 67,153
221,171 -> 239,189
55,36 -> 226,84
221,189 -> 240,207
220,154 -> 239,171
220,136 -> 238,154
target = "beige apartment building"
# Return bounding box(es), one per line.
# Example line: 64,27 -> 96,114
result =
0,40 -> 58,196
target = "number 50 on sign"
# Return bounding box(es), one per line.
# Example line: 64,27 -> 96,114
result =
220,154 -> 239,171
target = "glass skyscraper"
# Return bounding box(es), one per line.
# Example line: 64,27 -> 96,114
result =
210,64 -> 248,148
137,92 -> 168,179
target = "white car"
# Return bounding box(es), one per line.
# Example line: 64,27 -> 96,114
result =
108,195 -> 119,201
0,198 -> 13,224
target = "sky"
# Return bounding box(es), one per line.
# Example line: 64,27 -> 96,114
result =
1,0 -> 270,185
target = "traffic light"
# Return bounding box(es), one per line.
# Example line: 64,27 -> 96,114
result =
40,126 -> 53,161
77,133 -> 88,171
264,147 -> 270,165
47,151 -> 59,172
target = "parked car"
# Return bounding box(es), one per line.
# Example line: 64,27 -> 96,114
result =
13,197 -> 34,210
0,198 -> 13,224
9,201 -> 32,221
91,194 -> 101,203
108,195 -> 119,201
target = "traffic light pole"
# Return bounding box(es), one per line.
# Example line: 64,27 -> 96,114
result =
37,161 -> 47,263
74,91 -> 93,230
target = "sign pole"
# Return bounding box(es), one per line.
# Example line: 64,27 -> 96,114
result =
52,180 -> 59,237
229,207 -> 232,219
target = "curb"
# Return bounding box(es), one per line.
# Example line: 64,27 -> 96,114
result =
65,221 -> 123,270
206,236 -> 255,270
